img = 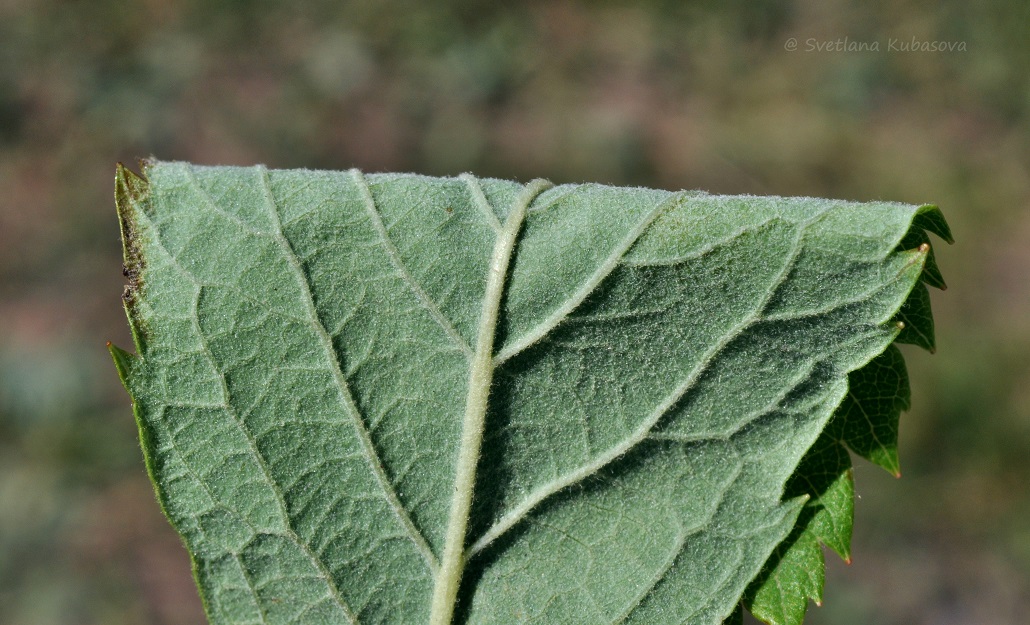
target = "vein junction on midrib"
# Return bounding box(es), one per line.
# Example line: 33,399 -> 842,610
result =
466,217 -> 819,559
429,178 -> 553,625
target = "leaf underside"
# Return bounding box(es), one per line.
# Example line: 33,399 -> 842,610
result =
111,162 -> 947,625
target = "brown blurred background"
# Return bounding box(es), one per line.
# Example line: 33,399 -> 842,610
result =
0,1 -> 1027,624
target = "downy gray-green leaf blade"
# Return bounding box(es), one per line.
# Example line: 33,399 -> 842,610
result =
112,162 -> 940,625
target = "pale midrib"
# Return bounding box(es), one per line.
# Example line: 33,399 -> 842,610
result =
351,169 -> 476,360
468,224 -> 812,558
429,178 -> 552,625
133,204 -> 358,624
253,166 -> 440,575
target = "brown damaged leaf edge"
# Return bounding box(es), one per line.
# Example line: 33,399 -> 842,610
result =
114,161 -> 152,355
108,163 -> 211,617
110,161 -> 157,502
108,165 -> 952,625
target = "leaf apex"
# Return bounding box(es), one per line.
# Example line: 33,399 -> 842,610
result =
872,451 -> 903,477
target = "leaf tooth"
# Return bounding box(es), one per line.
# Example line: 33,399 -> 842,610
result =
913,204 -> 954,244
107,341 -> 136,380
895,282 -> 936,352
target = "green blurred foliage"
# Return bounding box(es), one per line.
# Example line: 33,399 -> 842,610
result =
0,1 -> 1027,623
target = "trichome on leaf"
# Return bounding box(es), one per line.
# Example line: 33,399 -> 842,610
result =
111,161 -> 949,625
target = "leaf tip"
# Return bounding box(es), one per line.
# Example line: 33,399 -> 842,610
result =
881,455 -> 903,478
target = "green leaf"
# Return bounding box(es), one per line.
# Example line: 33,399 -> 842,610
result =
742,423 -> 854,625
741,205 -> 948,625
111,161 -> 945,625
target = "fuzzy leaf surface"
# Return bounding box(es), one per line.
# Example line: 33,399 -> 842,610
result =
112,162 -> 939,625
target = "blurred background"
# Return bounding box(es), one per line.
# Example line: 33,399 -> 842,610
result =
0,1 -> 1027,623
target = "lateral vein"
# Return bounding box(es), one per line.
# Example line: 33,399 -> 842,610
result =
468,222 -> 811,557
149,227 -> 359,623
460,173 -> 503,233
184,165 -> 269,238
351,169 -> 476,360
494,191 -> 685,365
256,166 -> 440,574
